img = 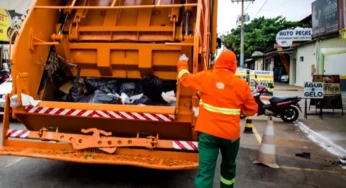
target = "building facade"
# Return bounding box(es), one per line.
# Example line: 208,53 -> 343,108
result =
292,31 -> 346,91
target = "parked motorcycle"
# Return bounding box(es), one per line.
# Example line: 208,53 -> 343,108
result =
251,81 -> 302,122
0,69 -> 10,84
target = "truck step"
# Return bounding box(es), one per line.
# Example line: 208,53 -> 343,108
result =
0,146 -> 198,170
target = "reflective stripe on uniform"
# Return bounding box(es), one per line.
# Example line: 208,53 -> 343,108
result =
200,100 -> 240,115
178,69 -> 190,79
220,176 -> 235,185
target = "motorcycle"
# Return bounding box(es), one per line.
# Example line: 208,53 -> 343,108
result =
0,69 -> 10,84
242,80 -> 302,123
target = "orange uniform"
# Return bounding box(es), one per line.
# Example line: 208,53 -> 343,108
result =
177,51 -> 258,140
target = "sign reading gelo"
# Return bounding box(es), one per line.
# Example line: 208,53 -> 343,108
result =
304,82 -> 324,99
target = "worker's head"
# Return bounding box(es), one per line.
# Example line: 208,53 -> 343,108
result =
213,50 -> 237,73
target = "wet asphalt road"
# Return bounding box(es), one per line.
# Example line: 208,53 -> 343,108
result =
1,121 -> 346,188
0,147 -> 346,188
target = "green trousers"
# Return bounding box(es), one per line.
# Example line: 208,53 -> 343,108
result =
195,133 -> 240,188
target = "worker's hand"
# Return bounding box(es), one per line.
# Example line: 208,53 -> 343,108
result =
177,59 -> 189,71
179,54 -> 189,62
177,54 -> 189,72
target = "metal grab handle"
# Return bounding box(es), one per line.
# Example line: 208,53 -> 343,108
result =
8,29 -> 20,62
81,128 -> 112,137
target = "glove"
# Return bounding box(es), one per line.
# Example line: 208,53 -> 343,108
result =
179,54 -> 189,62
177,54 -> 189,72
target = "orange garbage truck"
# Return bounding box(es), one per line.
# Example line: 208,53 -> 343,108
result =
0,0 -> 220,170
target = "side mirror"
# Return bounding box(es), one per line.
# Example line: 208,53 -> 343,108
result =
216,38 -> 221,49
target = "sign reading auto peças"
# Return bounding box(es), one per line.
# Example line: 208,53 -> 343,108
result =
276,28 -> 312,47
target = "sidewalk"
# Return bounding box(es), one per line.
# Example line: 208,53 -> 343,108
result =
274,83 -> 346,158
274,82 -> 304,91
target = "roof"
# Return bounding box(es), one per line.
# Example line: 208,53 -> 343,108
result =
299,14 -> 312,23
245,58 -> 254,62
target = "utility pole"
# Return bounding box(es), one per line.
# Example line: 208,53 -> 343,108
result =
240,0 -> 245,68
232,0 -> 254,68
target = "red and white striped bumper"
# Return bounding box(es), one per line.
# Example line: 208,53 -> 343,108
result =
6,129 -> 199,151
6,129 -> 30,138
173,141 -> 198,151
24,106 -> 175,122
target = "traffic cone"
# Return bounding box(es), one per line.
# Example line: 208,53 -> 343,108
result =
243,116 -> 253,134
253,116 -> 279,168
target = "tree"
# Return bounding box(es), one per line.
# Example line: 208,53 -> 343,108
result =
221,16 -> 302,60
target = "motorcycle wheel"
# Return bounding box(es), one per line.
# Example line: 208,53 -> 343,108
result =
280,106 -> 299,123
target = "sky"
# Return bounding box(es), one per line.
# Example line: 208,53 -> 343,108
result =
217,0 -> 315,35
1,0 -> 315,34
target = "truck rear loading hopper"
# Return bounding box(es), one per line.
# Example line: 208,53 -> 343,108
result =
0,0 -> 219,170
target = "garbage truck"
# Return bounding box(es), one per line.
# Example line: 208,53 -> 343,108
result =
0,0 -> 221,170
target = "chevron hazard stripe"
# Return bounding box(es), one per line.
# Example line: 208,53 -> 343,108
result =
24,107 -> 175,122
172,141 -> 198,151
7,129 -> 30,138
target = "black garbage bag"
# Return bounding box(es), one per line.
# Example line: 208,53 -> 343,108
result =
84,77 -> 119,94
119,82 -> 137,97
80,90 -> 121,104
61,87 -> 86,102
131,94 -> 154,105
140,74 -> 176,103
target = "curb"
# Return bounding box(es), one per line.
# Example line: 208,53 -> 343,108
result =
275,88 -> 304,92
296,121 -> 346,158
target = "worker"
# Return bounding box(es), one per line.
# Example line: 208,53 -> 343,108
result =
177,50 -> 258,188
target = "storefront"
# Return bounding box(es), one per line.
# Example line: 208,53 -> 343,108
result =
292,0 -> 346,91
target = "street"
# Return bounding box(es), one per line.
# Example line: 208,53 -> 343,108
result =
1,116 -> 346,188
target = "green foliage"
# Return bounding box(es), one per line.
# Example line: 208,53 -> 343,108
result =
221,16 -> 302,59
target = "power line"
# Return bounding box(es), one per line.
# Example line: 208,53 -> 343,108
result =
276,0 -> 291,9
245,2 -> 251,12
14,0 -> 25,11
266,0 -> 291,11
254,0 -> 269,18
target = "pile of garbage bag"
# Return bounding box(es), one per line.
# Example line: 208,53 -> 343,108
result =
60,75 -> 176,106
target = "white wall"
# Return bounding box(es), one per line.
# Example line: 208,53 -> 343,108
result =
0,0 -> 34,14
294,37 -> 346,87
255,58 -> 263,70
295,43 -> 316,87
320,37 -> 346,49
289,53 -> 296,85
320,38 -> 346,76
324,51 -> 346,75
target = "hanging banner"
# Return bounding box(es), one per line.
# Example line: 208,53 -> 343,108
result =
250,70 -> 274,96
0,9 -> 26,42
236,69 -> 274,97
235,69 -> 247,80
